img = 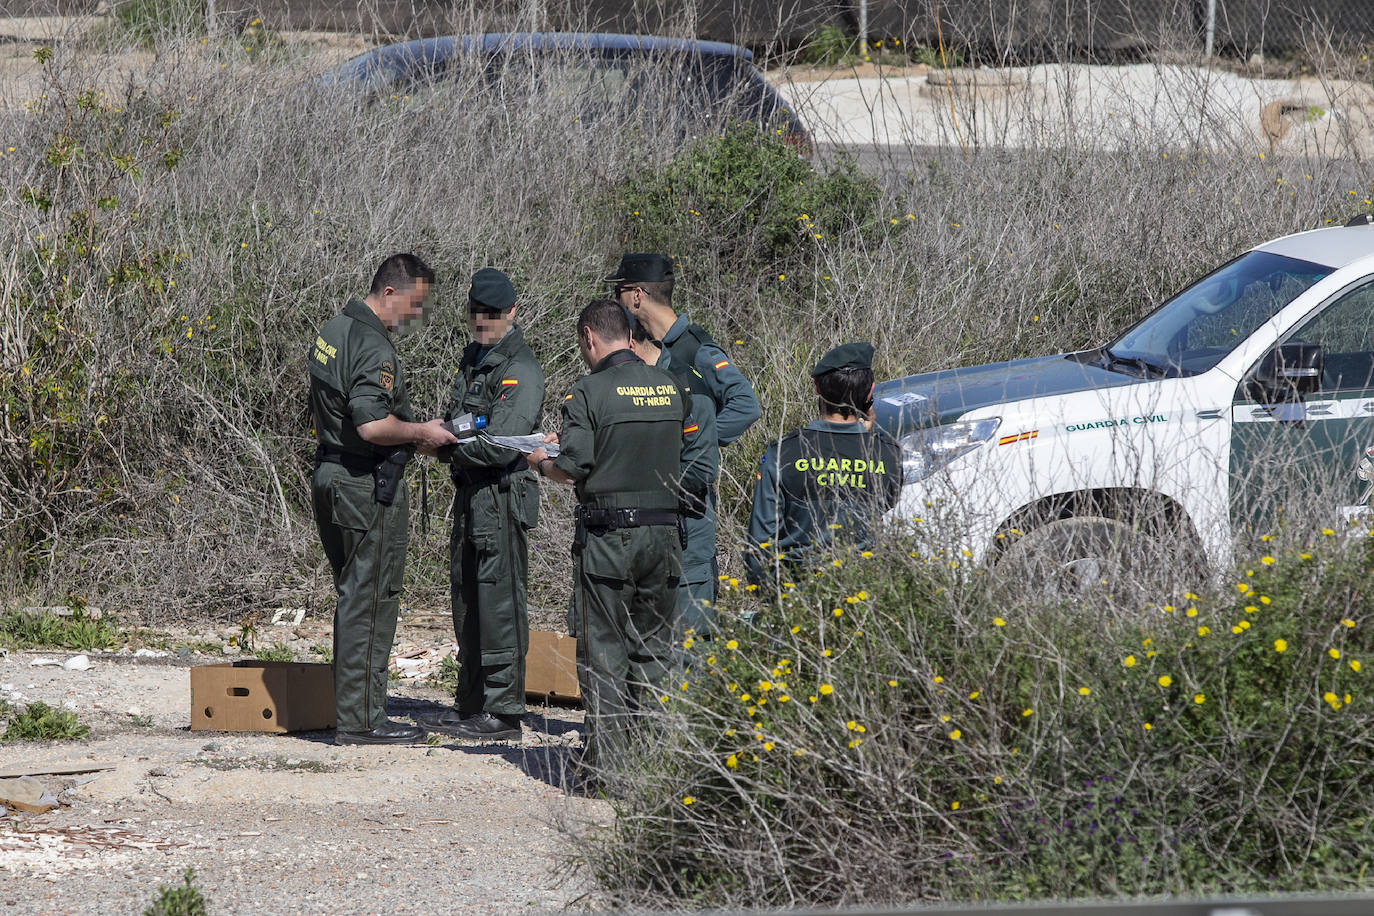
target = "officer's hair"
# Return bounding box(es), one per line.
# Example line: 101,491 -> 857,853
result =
815,367 -> 874,419
638,279 -> 674,307
577,298 -> 630,343
370,253 -> 436,295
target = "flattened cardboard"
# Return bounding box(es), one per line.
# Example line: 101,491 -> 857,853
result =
191,661 -> 335,733
525,630 -> 580,702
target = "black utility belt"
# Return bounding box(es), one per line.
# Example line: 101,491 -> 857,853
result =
315,445 -> 380,475
575,506 -> 680,529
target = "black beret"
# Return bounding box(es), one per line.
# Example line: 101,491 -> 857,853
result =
603,252 -> 674,284
468,267 -> 516,310
811,342 -> 875,378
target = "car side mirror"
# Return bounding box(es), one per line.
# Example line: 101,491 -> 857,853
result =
1250,341 -> 1324,401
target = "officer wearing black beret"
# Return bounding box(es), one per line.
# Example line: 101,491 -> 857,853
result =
744,342 -> 903,585
418,267 -> 545,741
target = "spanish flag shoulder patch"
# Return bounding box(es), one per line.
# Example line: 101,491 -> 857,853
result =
501,378 -> 519,386
713,359 -> 730,370
683,424 -> 699,435
563,393 -> 574,401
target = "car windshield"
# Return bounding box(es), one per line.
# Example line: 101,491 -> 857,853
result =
1105,250 -> 1330,376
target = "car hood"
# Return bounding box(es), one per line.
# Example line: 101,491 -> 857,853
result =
873,351 -> 1139,434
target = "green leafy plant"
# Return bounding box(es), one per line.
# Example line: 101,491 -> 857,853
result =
0,609 -> 117,651
309,645 -> 334,665
256,643 -> 295,662
2,701 -> 91,742
143,867 -> 209,916
426,655 -> 461,692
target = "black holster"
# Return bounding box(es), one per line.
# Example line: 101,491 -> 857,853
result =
679,485 -> 709,520
373,448 -> 411,506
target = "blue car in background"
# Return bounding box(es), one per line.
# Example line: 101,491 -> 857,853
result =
317,32 -> 811,153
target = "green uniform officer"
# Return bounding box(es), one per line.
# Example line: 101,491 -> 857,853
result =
745,342 -> 904,586
527,299 -> 703,769
628,316 -> 719,636
610,253 -> 759,630
418,269 -> 545,742
308,253 -> 457,745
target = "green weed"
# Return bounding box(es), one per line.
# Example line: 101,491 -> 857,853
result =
0,609 -> 117,651
309,645 -> 333,664
143,867 -> 209,916
2,701 -> 91,742
255,643 -> 295,662
426,655 -> 461,693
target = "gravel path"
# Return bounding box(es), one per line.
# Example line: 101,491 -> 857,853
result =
0,648 -> 607,914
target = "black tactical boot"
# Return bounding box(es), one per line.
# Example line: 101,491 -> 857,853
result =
334,719 -> 429,745
450,712 -> 522,742
413,707 -> 475,736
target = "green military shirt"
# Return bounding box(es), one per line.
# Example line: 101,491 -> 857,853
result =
745,419 -> 903,584
657,351 -> 717,500
661,315 -> 760,446
308,299 -> 412,454
555,350 -> 695,510
438,324 -> 545,470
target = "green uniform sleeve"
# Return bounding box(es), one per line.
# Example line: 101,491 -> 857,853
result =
345,335 -> 397,427
678,393 -> 717,495
694,342 -> 761,446
449,357 -> 546,468
553,387 -> 594,482
744,445 -> 781,585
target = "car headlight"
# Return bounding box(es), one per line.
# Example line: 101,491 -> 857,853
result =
899,418 -> 1002,482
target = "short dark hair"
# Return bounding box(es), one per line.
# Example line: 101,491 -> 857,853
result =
370,253 -> 435,295
815,367 -> 874,418
638,279 -> 674,306
577,298 -> 630,343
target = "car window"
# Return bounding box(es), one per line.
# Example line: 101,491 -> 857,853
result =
1284,280 -> 1374,392
1109,251 -> 1329,375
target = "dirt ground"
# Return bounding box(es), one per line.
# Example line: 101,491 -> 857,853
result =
0,639 -> 606,914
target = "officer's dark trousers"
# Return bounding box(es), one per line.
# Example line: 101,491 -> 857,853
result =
574,524 -> 682,766
450,482 -> 531,716
678,492 -> 718,636
312,463 -> 408,733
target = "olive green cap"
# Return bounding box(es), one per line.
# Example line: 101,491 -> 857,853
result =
468,267 -> 516,310
811,342 -> 875,378
603,252 -> 674,284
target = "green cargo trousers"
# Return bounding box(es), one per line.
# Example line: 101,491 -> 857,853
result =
678,493 -> 718,636
449,477 -> 534,716
311,462 -> 409,733
574,523 -> 683,767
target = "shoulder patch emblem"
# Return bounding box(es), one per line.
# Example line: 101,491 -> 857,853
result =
714,359 -> 730,370
501,378 -> 519,387
683,423 -> 699,435
379,367 -> 394,390
563,393 -> 574,401
468,381 -> 483,395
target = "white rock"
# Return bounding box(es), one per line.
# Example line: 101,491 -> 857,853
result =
29,658 -> 61,667
127,706 -> 142,717
221,644 -> 241,656
133,648 -> 169,658
62,655 -> 91,671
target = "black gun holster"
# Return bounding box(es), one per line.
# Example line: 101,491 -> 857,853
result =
373,448 -> 411,506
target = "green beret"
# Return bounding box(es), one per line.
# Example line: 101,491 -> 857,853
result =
468,267 -> 516,310
811,342 -> 875,378
603,252 -> 674,284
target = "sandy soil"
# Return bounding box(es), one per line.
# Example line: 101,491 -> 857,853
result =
0,644 -> 605,914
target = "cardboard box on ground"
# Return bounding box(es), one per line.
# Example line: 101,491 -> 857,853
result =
190,631 -> 580,733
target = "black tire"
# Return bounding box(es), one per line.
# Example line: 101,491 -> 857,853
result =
994,516 -> 1165,601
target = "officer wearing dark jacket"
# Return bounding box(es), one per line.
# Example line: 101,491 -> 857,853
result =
527,299 -> 703,767
418,269 -> 545,742
745,342 -> 903,586
308,253 -> 457,745
609,253 -> 759,631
